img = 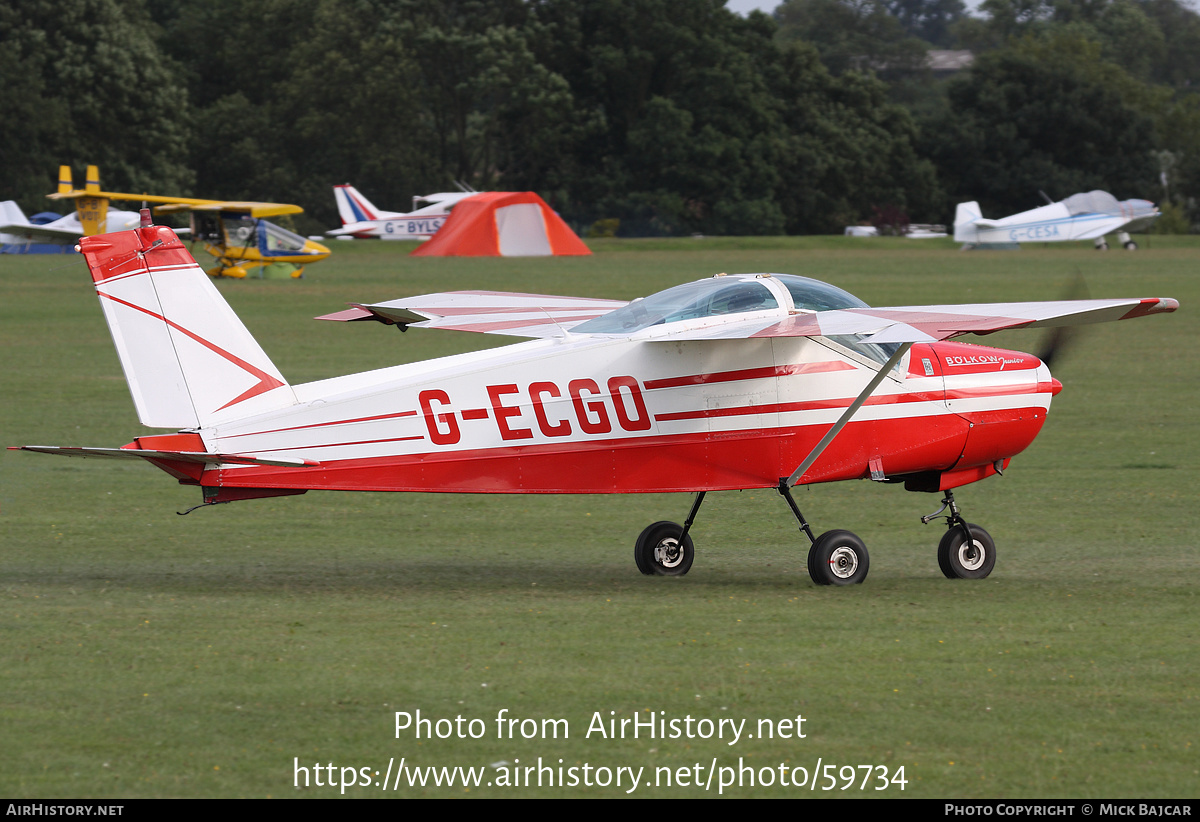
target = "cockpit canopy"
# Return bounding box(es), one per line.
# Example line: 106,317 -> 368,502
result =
1061,191 -> 1122,217
573,274 -> 868,335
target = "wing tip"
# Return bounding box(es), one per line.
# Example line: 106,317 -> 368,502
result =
1123,297 -> 1180,319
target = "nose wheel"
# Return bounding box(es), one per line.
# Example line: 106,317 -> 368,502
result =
937,524 -> 995,578
923,490 -> 996,579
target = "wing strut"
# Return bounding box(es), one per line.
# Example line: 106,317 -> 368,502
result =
784,342 -> 913,487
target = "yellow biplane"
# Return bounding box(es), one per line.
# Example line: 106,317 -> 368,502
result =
48,165 -> 330,278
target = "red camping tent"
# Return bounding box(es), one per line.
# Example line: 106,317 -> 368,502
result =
410,192 -> 591,257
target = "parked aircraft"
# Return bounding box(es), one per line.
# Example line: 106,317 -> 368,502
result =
327,183 -> 479,240
13,216 -> 1178,584
48,165 -> 329,277
0,199 -> 142,248
954,191 -> 1160,249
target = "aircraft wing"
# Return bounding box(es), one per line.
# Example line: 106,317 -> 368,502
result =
653,298 -> 1180,343
0,222 -> 79,243
153,201 -> 303,218
1062,217 -> 1127,241
317,290 -> 628,338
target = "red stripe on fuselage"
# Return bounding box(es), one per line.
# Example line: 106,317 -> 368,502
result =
220,409 -> 418,439
202,408 -> 1038,494
644,361 -> 854,390
655,390 -> 950,422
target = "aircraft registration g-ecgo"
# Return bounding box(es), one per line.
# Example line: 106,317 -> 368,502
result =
13,216 -> 1179,585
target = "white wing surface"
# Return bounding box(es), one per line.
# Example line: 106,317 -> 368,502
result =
318,290 -> 628,338
651,298 -> 1179,343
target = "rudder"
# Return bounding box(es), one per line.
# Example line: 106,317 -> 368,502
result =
954,201 -> 982,243
334,184 -> 380,224
79,221 -> 296,429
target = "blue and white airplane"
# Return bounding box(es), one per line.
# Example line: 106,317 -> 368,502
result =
954,191 -> 1160,250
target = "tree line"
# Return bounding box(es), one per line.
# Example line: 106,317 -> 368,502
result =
2,0 -> 1198,236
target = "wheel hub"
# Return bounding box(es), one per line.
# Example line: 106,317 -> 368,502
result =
654,538 -> 683,568
957,540 -> 985,571
828,546 -> 859,578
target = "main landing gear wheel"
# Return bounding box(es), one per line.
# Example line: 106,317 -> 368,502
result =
937,523 -> 996,579
635,521 -> 694,576
807,529 -> 869,586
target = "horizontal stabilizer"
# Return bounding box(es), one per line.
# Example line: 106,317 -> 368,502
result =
11,445 -> 317,468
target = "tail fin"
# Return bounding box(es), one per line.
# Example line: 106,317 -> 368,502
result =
334,184 -> 381,224
65,164 -> 109,236
79,222 -> 296,429
57,165 -> 74,195
0,200 -> 29,227
953,201 -> 982,243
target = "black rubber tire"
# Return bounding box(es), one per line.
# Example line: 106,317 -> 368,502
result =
807,529 -> 869,586
937,523 -> 996,579
634,521 -> 694,576
1124,241 -> 1138,250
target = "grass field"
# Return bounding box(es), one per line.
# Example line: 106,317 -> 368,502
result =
1,235 -> 1196,798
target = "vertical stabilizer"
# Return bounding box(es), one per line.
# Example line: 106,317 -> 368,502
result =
0,200 -> 29,227
78,223 -> 296,429
953,201 -> 982,243
75,165 -> 108,236
57,165 -> 74,195
334,184 -> 380,224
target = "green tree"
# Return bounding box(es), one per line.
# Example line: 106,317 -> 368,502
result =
882,0 -> 967,48
769,42 -> 941,232
774,0 -> 930,77
0,0 -> 192,211
926,35 -> 1158,218
525,0 -> 790,234
1136,0 -> 1200,89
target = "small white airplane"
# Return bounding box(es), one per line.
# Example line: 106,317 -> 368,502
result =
327,183 -> 480,240
0,199 -> 142,248
954,191 -> 1160,250
13,215 -> 1178,585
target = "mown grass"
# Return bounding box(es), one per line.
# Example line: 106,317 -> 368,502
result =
1,235 -> 1196,798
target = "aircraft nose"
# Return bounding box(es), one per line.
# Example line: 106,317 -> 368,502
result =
1037,358 -> 1063,396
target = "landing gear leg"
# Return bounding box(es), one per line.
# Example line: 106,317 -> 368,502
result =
922,490 -> 996,579
778,481 -> 869,585
776,481 -> 816,545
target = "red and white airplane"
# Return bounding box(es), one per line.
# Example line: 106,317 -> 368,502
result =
326,183 -> 479,240
15,215 -> 1178,585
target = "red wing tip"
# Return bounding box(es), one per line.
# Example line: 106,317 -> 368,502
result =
316,306 -> 376,322
1121,297 -> 1180,319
